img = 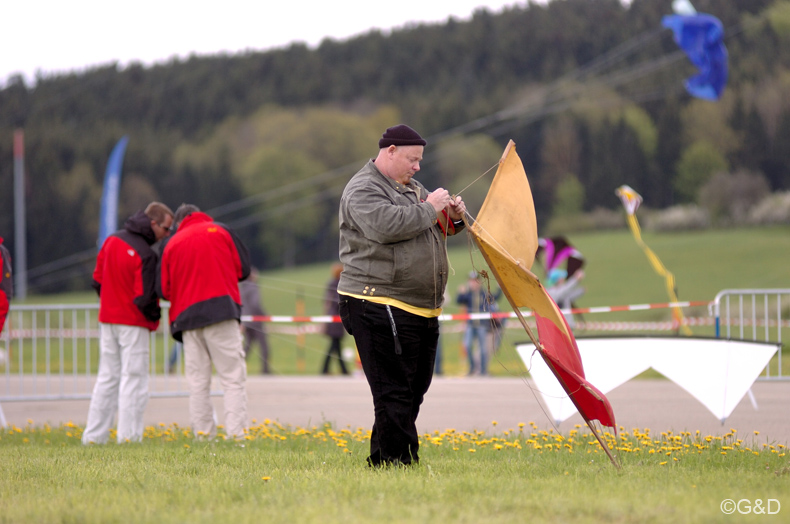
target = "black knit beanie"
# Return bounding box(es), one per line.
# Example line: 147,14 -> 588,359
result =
378,124 -> 427,148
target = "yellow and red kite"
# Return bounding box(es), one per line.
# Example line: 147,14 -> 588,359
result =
464,140 -> 618,467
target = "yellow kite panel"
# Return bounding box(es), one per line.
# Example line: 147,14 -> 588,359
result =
472,228 -> 571,342
472,141 -> 539,271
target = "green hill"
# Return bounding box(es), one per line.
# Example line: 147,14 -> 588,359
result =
238,226 -> 787,375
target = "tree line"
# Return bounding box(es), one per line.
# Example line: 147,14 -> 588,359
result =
0,0 -> 788,293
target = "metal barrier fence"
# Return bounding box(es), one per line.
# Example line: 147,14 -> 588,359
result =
0,304 -> 189,403
710,288 -> 790,380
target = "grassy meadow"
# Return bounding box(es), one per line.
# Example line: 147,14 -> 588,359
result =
1,420 -> 788,523
251,225 -> 790,320
248,225 -> 790,376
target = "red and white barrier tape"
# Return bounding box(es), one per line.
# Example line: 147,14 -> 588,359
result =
6,300 -> 760,339
242,300 -> 711,323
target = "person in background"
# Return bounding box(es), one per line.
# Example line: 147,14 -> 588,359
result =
0,236 -> 12,335
321,263 -> 348,375
160,204 -> 251,440
83,202 -> 174,444
456,271 -> 501,376
537,236 -> 586,329
545,267 -> 585,329
239,267 -> 271,374
338,124 -> 467,466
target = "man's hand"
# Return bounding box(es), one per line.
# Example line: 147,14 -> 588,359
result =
448,195 -> 466,221
427,190 -> 467,221
426,188 -> 452,213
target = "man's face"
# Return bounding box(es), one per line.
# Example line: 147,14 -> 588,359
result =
152,214 -> 174,241
389,145 -> 423,184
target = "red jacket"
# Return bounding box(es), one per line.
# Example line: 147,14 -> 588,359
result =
92,211 -> 161,331
160,212 -> 251,341
0,236 -> 12,330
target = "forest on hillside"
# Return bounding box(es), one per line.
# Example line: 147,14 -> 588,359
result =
1,0 -> 789,293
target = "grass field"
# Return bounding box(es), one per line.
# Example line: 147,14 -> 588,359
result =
251,225 -> 790,318
20,225 -> 788,313
5,226 -> 789,377
246,225 -> 790,376
1,421 -> 788,523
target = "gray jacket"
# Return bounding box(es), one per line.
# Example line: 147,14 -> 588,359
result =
338,160 -> 464,310
239,279 -> 265,327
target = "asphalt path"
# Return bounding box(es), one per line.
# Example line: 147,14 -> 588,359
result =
4,375 -> 789,442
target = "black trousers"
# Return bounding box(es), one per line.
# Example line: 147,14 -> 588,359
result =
339,296 -> 438,466
243,324 -> 270,374
322,336 -> 349,374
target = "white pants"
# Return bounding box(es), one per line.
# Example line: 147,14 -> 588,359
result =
183,319 -> 248,439
82,324 -> 149,444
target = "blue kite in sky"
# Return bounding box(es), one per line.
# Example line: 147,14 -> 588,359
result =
662,10 -> 728,100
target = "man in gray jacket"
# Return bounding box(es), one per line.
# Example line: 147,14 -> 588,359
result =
337,124 -> 467,466
239,268 -> 271,374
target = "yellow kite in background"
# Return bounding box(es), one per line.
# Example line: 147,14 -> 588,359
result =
615,185 -> 691,335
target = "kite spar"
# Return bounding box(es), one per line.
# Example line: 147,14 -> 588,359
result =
464,140 -> 619,468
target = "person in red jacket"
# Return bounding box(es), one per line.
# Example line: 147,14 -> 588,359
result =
83,202 -> 174,444
0,236 -> 12,335
160,204 -> 251,439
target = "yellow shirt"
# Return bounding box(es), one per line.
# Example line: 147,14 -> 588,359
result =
339,291 -> 442,318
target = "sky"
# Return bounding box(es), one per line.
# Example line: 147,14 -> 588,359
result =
2,0 -> 529,87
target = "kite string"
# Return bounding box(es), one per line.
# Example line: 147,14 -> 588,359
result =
463,210 -> 525,270
441,215 -> 456,280
462,204 -> 582,433
454,160 -> 568,421
454,162 -> 499,197
441,160 -> 500,282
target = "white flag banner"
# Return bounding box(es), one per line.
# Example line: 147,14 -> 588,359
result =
517,337 -> 779,424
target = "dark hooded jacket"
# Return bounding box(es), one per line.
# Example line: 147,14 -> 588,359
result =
92,211 -> 161,331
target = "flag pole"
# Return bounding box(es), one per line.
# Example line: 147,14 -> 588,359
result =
13,129 -> 27,300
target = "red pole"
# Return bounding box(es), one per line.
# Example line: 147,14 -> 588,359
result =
13,129 -> 27,299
